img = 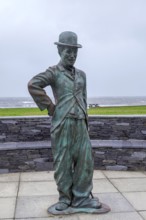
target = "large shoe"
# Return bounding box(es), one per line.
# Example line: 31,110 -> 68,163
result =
72,198 -> 102,209
55,202 -> 69,211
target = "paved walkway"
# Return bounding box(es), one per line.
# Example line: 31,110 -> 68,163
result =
0,170 -> 146,220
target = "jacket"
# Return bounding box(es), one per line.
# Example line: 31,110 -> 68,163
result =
28,62 -> 88,132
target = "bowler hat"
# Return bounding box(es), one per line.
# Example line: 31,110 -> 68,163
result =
54,31 -> 82,48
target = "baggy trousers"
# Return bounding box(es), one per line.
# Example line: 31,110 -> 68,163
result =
51,117 -> 94,207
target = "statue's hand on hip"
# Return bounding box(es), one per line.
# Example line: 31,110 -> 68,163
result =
48,104 -> 56,116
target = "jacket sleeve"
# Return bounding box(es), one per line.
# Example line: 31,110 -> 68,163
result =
82,72 -> 89,129
83,72 -> 87,110
28,68 -> 55,111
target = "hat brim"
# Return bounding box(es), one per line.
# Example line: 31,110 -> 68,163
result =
54,42 -> 82,48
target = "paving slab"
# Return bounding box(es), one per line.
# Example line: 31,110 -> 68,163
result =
139,211 -> 146,220
93,179 -> 117,193
0,197 -> 16,219
93,170 -> 106,179
17,216 -> 79,220
0,182 -> 18,197
78,212 -> 143,220
110,178 -> 146,192
20,171 -> 54,182
18,181 -> 58,196
0,172 -> 20,182
123,192 -> 146,211
103,171 -> 146,179
95,192 -> 135,213
15,196 -> 58,218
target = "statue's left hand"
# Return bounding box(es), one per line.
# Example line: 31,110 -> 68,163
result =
48,104 -> 56,116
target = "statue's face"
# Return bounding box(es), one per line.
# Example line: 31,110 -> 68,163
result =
60,47 -> 78,68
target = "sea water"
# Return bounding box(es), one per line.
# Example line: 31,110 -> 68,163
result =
0,96 -> 146,108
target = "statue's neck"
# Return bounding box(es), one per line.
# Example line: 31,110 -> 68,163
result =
62,62 -> 74,72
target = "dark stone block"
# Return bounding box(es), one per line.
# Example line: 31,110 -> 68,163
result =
106,165 -> 127,171
103,160 -> 116,165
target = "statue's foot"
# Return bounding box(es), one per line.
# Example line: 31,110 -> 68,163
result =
55,202 -> 69,211
48,201 -> 110,215
72,198 -> 101,209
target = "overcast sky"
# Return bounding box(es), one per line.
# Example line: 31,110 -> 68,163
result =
0,0 -> 146,97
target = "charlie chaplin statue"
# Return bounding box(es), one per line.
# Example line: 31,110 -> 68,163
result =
28,31 -> 110,215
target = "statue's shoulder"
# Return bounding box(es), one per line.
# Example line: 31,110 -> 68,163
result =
47,65 -> 57,73
76,68 -> 86,78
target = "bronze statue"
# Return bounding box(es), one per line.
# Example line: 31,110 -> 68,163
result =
28,31 -> 110,215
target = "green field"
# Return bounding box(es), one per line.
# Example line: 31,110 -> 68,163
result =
0,106 -> 146,116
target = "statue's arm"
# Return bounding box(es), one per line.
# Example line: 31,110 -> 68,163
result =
28,69 -> 55,115
82,72 -> 89,129
83,72 -> 87,111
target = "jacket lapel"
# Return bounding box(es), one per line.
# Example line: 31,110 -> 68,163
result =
64,72 -> 74,81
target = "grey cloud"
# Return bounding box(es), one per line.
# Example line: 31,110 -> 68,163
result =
0,0 -> 146,97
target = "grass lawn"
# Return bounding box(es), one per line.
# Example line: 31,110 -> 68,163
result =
0,106 -> 146,116
88,105 -> 146,115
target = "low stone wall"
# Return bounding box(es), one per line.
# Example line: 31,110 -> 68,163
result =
0,140 -> 146,173
0,115 -> 146,142
0,116 -> 51,142
0,115 -> 146,173
0,141 -> 53,173
89,115 -> 146,140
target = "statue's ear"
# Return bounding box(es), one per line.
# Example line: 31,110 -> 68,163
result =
57,45 -> 66,57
